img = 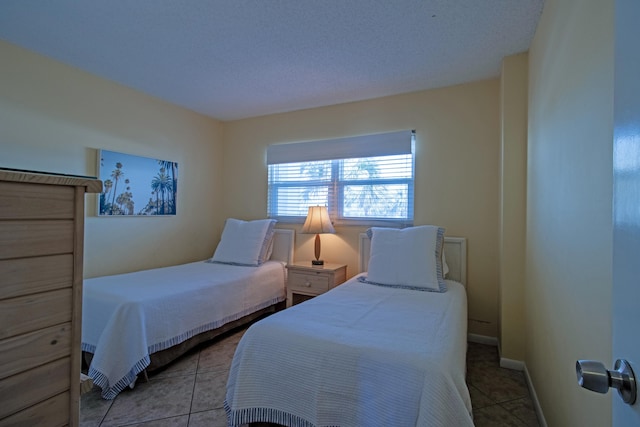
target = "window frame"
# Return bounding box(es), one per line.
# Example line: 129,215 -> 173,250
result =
267,153 -> 415,227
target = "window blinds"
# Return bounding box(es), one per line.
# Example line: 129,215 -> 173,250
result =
267,130 -> 415,225
266,130 -> 414,165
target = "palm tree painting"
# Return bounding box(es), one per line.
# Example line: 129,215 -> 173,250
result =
98,150 -> 178,216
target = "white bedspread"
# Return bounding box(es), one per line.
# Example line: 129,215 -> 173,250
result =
82,260 -> 286,399
225,275 -> 472,427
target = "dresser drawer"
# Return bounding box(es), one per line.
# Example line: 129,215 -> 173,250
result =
288,271 -> 330,293
0,391 -> 70,427
0,289 -> 72,340
0,357 -> 70,420
0,220 -> 74,260
0,181 -> 75,220
0,323 -> 72,380
0,254 -> 73,300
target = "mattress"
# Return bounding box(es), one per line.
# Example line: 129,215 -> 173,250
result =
82,260 -> 286,399
225,275 -> 472,427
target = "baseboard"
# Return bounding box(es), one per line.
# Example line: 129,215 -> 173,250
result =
467,333 -> 498,346
495,338 -> 524,371
500,357 -> 525,371
524,364 -> 548,427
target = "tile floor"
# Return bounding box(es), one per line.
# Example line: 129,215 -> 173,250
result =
466,342 -> 540,427
81,327 -> 540,427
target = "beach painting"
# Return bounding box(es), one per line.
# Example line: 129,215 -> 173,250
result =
98,150 -> 178,216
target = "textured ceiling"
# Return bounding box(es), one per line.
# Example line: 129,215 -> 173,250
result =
0,1 -> 544,121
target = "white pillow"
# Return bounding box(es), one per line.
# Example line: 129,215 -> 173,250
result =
361,225 -> 447,292
210,218 -> 277,266
262,233 -> 276,262
442,250 -> 450,278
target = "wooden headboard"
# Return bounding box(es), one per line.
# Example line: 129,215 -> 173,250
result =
270,229 -> 295,265
358,233 -> 467,286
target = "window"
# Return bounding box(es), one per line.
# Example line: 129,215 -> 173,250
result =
267,130 -> 414,226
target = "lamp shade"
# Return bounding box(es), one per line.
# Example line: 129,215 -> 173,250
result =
301,206 -> 335,234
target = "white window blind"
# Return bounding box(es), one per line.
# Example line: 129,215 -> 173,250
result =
267,130 -> 415,226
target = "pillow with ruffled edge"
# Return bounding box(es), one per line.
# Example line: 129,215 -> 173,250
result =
359,225 -> 447,292
209,218 -> 277,266
442,249 -> 449,278
260,226 -> 277,263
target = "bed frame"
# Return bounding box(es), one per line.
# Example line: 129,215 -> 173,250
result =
358,233 -> 467,286
84,229 -> 295,375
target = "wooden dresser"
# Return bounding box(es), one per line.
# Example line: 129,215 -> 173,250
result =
0,169 -> 101,427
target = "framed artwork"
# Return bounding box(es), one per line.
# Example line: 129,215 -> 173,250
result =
97,150 -> 178,216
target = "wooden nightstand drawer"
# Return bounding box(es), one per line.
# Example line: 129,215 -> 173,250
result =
288,271 -> 330,293
286,262 -> 347,307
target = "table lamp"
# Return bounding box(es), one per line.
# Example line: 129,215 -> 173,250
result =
301,206 -> 335,265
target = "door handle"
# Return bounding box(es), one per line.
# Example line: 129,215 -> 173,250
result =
576,359 -> 637,404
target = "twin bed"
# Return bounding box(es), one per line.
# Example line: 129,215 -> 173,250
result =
82,223 -> 294,400
83,220 -> 472,426
225,226 -> 473,427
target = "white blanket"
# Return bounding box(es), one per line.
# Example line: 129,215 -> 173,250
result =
225,276 -> 472,427
82,260 -> 286,399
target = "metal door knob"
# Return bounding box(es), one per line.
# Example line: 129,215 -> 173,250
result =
576,359 -> 637,404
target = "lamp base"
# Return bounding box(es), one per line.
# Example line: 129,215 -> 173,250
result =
311,259 -> 324,266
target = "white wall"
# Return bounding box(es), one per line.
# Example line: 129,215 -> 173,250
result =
526,0 -> 614,425
0,40 -> 226,278
222,80 -> 502,337
499,53 -> 528,362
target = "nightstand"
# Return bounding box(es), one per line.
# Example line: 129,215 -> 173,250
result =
286,262 -> 347,307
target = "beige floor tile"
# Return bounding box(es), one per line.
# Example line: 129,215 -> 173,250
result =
197,344 -> 235,373
467,342 -> 500,362
152,349 -> 200,380
467,342 -> 501,372
80,386 -> 114,427
474,404 -> 528,427
468,383 -> 496,409
191,368 -> 230,412
126,414 -> 189,427
100,374 -> 196,427
468,365 -> 529,403
188,408 -> 228,427
501,397 -> 540,427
